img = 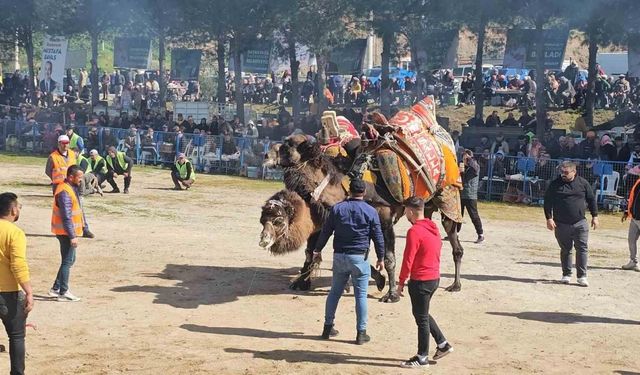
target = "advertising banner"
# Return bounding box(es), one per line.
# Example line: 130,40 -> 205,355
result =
503,29 -> 569,70
39,35 -> 68,95
414,29 -> 459,70
241,40 -> 272,74
326,39 -> 367,75
114,37 -> 152,69
65,49 -> 87,69
171,49 -> 202,80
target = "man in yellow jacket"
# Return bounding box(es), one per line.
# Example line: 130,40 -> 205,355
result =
50,165 -> 86,302
45,135 -> 77,193
0,192 -> 33,374
171,153 -> 195,190
105,146 -> 134,194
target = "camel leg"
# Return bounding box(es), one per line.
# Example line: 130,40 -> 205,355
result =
379,219 -> 400,303
443,217 -> 463,292
289,233 -> 320,291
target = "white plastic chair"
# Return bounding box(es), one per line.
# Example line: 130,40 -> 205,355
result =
596,171 -> 620,198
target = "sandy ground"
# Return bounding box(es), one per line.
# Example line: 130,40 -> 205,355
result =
0,155 -> 639,375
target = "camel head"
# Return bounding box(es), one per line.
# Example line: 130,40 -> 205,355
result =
259,191 -> 297,254
278,134 -> 320,167
262,143 -> 281,168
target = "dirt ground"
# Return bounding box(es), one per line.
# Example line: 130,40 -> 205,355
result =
0,154 -> 638,375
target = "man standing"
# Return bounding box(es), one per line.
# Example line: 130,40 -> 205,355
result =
622,178 -> 640,271
313,179 -> 385,345
0,192 -> 34,375
459,150 -> 484,243
544,161 -> 599,287
66,125 -> 84,153
105,146 -> 133,194
171,153 -> 195,190
50,166 -> 86,302
45,135 -> 77,193
398,197 -> 452,368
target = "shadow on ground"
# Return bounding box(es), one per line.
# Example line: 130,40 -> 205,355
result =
25,233 -> 57,238
224,347 -> 412,368
111,264 -> 334,309
487,311 -> 640,325
516,261 -> 620,271
441,273 -> 547,284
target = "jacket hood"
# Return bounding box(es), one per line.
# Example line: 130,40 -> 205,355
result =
414,218 -> 440,236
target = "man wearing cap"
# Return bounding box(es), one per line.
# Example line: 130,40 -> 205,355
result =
171,153 -> 195,190
45,135 -> 77,194
89,149 -> 108,186
313,179 -> 385,345
66,125 -> 84,153
105,146 -> 134,194
75,148 -> 103,197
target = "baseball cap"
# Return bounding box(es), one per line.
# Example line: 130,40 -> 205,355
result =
177,153 -> 186,159
57,135 -> 70,143
349,178 -> 366,194
89,149 -> 98,156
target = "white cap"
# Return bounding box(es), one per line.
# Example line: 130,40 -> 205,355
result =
57,135 -> 70,143
89,149 -> 98,156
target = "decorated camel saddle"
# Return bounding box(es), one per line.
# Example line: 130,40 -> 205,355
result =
317,111 -> 360,158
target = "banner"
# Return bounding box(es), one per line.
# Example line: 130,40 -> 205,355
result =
241,40 -> 272,74
171,49 -> 202,80
114,37 -> 152,69
65,49 -> 87,69
503,29 -> 569,70
39,35 -> 68,95
414,30 -> 459,70
629,34 -> 640,78
326,39 -> 367,75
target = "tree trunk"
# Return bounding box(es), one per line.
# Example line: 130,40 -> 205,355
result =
316,53 -> 328,114
380,29 -> 393,117
90,31 -> 99,106
232,39 -> 245,124
216,34 -> 226,103
286,30 -> 301,125
473,10 -> 487,119
534,14 -> 547,136
158,29 -> 166,107
410,35 -> 422,104
24,27 -> 36,104
585,33 -> 598,129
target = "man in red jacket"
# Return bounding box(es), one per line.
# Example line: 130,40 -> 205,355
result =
398,197 -> 453,368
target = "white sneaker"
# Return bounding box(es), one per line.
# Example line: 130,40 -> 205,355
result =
58,291 -> 81,302
48,288 -> 60,297
621,260 -> 640,271
577,277 -> 589,287
560,276 -> 571,284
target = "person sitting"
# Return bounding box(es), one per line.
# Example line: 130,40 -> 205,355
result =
485,111 -> 501,127
466,114 -> 485,127
518,110 -> 533,128
105,146 -> 134,194
171,153 -> 195,190
474,136 -> 491,155
501,112 -> 518,127
221,134 -> 240,161
490,133 -> 510,155
513,136 -> 529,157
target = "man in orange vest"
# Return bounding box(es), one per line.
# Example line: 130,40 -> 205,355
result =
622,178 -> 640,271
45,135 -> 77,194
49,165 -> 86,302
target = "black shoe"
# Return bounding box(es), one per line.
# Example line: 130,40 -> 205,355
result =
109,188 -> 120,193
173,186 -> 183,191
400,355 -> 429,368
433,343 -> 454,360
475,235 -> 485,244
355,330 -> 370,345
321,324 -> 338,339
123,188 -> 129,194
82,230 -> 95,239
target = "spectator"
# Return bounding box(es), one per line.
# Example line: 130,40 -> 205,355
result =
627,144 -> 640,168
501,112 -> 518,127
557,77 -> 576,109
513,136 -> 529,157
598,134 -> 617,161
490,133 -> 509,155
559,136 -> 578,158
614,136 -> 631,162
541,131 -> 561,159
467,114 -> 485,127
577,131 -> 599,160
492,150 -> 507,177
221,133 -> 240,161
522,76 -> 537,107
485,111 -> 501,127
474,136 -> 491,154
518,110 -> 533,128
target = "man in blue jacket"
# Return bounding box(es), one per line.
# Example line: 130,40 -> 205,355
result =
313,179 -> 385,345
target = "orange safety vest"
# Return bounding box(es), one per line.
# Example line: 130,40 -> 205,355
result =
49,149 -> 77,185
627,179 -> 640,218
51,182 -> 84,236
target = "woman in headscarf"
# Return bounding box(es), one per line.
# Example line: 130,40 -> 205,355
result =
599,134 -> 617,161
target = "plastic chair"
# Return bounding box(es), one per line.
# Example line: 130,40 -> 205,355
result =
596,171 -> 620,199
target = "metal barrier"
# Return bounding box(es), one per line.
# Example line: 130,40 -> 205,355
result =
0,118 -> 634,208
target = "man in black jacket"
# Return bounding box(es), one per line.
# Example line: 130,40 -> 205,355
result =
544,161 -> 599,287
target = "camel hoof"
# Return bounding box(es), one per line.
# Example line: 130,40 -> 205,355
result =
289,278 -> 311,291
445,283 -> 461,292
375,274 -> 386,292
379,292 -> 400,303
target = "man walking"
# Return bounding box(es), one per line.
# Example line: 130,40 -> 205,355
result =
105,146 -> 134,194
459,150 -> 484,243
50,165 -> 86,302
45,135 -> 77,193
398,197 -> 453,368
544,161 -> 599,286
0,192 -> 34,375
622,178 -> 640,271
171,153 -> 195,190
313,179 -> 385,345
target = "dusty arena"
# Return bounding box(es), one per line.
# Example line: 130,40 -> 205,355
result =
0,154 -> 638,374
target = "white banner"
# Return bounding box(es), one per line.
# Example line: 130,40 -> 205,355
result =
39,35 -> 68,95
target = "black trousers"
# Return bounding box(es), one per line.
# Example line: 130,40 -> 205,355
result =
459,198 -> 484,235
171,171 -> 193,188
0,291 -> 26,375
408,279 -> 446,356
106,170 -> 131,190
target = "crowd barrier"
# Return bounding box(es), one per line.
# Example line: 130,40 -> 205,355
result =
1,119 -> 634,209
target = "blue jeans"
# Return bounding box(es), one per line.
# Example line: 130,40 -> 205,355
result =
324,253 -> 371,331
53,235 -> 76,294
